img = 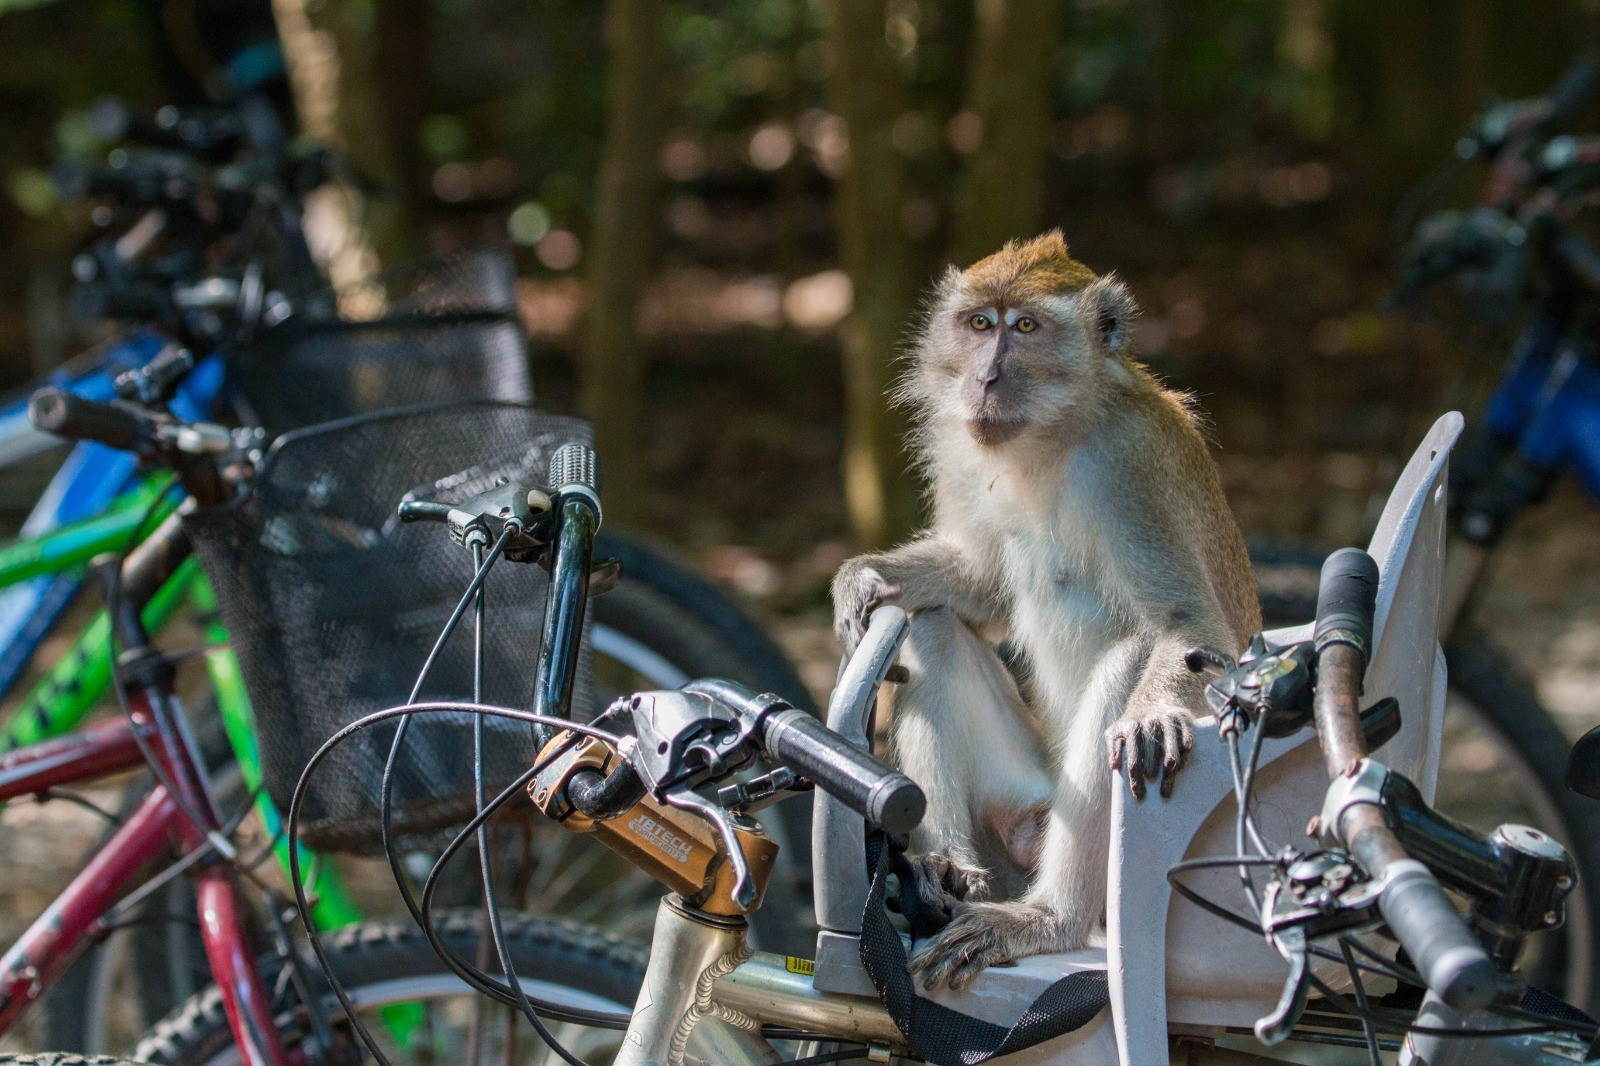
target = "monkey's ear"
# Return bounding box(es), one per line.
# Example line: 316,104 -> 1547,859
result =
1082,275 -> 1139,356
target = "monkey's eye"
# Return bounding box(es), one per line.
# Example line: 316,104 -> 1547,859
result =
1015,316 -> 1038,334
969,313 -> 993,332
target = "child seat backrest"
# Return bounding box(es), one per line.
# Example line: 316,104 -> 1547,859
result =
1108,412 -> 1463,1061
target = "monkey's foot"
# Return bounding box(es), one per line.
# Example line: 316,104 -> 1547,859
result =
895,852 -> 992,919
1106,708 -> 1195,799
907,901 -> 1074,991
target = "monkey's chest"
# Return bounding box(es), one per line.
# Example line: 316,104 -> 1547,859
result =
1006,562 -> 1124,693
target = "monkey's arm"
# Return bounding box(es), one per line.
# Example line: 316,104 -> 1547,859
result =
1105,535 -> 1233,799
832,536 -> 1004,653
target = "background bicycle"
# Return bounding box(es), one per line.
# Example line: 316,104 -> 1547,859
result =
0,97 -> 819,1054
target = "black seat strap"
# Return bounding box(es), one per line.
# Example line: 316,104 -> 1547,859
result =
858,831 -> 1111,1065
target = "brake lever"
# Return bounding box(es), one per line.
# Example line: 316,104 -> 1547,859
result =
1256,920 -> 1312,1045
664,787 -> 758,910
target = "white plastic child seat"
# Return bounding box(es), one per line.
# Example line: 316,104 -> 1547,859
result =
907,413 -> 1462,1064
1105,411 -> 1463,1063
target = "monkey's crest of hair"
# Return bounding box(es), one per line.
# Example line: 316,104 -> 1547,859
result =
962,229 -> 1099,305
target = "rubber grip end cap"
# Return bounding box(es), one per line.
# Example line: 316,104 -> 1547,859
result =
1432,945 -> 1498,1013
869,777 -> 926,836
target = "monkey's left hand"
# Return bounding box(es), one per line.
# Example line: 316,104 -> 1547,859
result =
1105,708 -> 1195,800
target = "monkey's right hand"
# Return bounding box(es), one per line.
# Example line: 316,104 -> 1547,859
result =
831,557 -> 901,655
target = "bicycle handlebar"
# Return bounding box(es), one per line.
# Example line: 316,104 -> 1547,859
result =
28,388 -> 151,452
89,94 -> 285,160
1313,546 -> 1380,660
1311,549 -> 1497,1012
763,704 -> 925,834
683,679 -> 925,835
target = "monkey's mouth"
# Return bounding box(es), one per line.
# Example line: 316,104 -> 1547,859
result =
968,416 -> 1025,446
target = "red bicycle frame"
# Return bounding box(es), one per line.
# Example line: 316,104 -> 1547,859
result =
0,561 -> 290,1066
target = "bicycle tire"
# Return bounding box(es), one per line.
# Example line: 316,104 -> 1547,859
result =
1255,554 -> 1600,1010
132,910 -> 644,1066
595,532 -> 814,712
0,1049 -> 148,1056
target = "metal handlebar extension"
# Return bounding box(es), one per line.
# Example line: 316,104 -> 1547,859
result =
531,442 -> 601,749
1312,548 -> 1497,1013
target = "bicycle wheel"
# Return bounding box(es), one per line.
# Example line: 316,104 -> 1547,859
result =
1255,553 -> 1600,1010
0,1049 -> 151,1056
133,911 -> 642,1066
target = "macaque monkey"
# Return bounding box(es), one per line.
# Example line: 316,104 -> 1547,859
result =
833,231 -> 1259,990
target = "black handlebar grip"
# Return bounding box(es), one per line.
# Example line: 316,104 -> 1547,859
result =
1542,54 -> 1600,131
759,706 -> 925,835
28,389 -> 147,451
1379,860 -> 1497,1012
1314,547 -> 1381,658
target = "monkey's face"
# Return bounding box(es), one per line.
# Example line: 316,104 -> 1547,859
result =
913,275 -> 1138,449
949,301 -> 1064,445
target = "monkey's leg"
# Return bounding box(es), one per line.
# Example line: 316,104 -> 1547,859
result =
909,637 -> 1147,990
890,607 -> 1053,906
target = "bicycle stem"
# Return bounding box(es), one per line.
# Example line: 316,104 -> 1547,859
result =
531,444 -> 600,748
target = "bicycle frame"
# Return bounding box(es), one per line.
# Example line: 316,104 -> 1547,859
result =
0,638 -> 288,1065
1481,315 -> 1600,499
0,521 -> 364,927
0,336 -> 224,700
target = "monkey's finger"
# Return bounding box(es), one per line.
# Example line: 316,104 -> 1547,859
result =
913,859 -> 952,914
948,945 -> 991,991
1127,746 -> 1148,799
1160,715 -> 1183,771
1161,717 -> 1196,798
1139,721 -> 1164,781
1177,714 -> 1195,756
929,927 -> 989,990
1107,729 -> 1127,772
910,941 -> 958,987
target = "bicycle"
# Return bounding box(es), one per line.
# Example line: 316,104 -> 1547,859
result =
1,100 -> 819,1052
1252,53 -> 1600,1009
250,403 -> 1591,1064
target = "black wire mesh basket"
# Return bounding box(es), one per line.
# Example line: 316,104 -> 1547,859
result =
233,247 -> 532,432
185,402 -> 593,854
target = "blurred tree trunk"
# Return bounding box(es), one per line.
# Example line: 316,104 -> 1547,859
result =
579,0 -> 667,523
270,0 -> 414,284
913,0 -> 972,273
824,0 -> 920,548
774,0 -> 810,279
373,0 -> 432,229
950,0 -> 1057,264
